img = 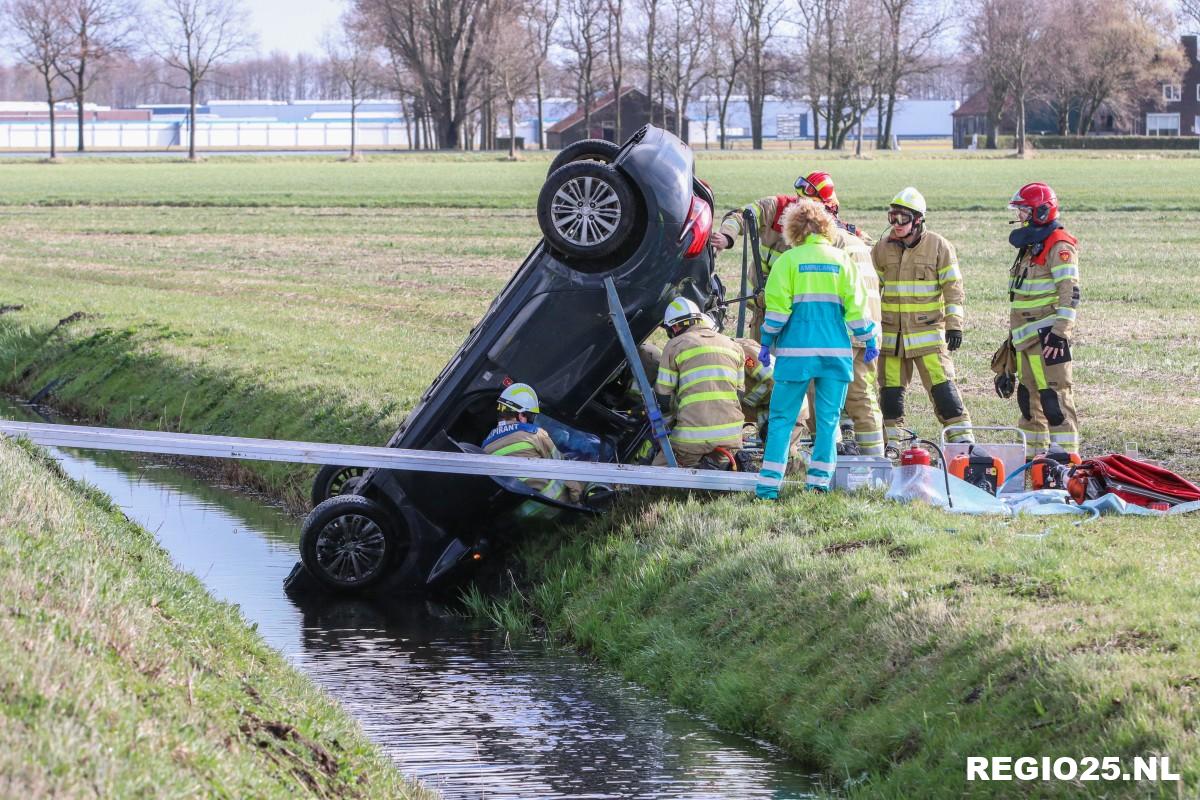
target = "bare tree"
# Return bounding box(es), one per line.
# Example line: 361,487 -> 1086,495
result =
56,0 -> 138,151
523,0 -> 560,149
993,0 -> 1045,155
325,11 -> 381,159
1184,0 -> 1199,29
709,0 -> 747,148
4,0 -> 71,158
147,0 -> 254,159
659,0 -> 709,138
604,0 -> 625,141
561,0 -> 606,137
740,0 -> 784,148
638,0 -> 660,109
360,0 -> 499,149
798,0 -> 884,150
876,0 -> 949,148
487,15 -> 537,157
1069,0 -> 1182,134
963,0 -> 1009,148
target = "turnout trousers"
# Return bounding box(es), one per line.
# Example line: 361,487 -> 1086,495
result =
879,347 -> 973,444
1015,349 -> 1079,457
757,377 -> 849,498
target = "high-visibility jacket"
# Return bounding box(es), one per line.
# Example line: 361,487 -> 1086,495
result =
482,422 -> 576,505
735,336 -> 774,411
831,225 -> 880,350
1008,227 -> 1079,352
761,233 -> 877,383
654,327 -> 746,449
870,229 -> 964,358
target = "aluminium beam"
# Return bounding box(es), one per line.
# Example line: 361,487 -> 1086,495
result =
0,419 -> 765,492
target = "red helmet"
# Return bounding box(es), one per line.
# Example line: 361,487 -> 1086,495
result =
1008,182 -> 1058,224
795,171 -> 839,214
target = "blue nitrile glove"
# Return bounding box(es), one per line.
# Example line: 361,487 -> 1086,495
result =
758,344 -> 771,369
864,338 -> 880,364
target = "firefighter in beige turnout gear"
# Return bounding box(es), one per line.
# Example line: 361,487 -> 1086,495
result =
652,298 -> 746,467
712,171 -> 883,455
482,383 -> 583,516
1004,182 -> 1081,457
871,187 -> 974,445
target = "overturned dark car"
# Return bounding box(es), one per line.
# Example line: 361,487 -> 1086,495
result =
289,126 -> 722,596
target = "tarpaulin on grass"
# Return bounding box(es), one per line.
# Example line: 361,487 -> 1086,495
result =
885,465 -> 1200,518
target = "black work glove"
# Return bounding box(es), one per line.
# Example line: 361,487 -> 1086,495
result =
946,330 -> 963,351
994,372 -> 1016,399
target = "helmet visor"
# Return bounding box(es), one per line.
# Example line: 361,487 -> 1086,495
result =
794,174 -> 820,198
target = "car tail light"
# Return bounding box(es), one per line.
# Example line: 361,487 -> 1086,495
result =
680,195 -> 712,258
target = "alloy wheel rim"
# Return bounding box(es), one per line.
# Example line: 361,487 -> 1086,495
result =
314,513 -> 387,584
550,175 -> 622,246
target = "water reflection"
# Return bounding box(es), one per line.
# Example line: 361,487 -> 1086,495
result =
5,399 -> 818,799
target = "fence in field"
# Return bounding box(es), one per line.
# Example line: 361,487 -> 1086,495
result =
0,120 -> 413,150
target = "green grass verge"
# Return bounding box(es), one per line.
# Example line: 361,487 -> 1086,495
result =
483,490 -> 1200,797
0,436 -> 434,799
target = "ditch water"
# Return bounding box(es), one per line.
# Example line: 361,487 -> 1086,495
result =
7,397 -> 820,799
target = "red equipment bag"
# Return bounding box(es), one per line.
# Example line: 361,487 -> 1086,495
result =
1067,454 -> 1200,508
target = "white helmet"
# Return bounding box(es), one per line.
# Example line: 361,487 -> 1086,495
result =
662,296 -> 704,328
890,186 -> 927,216
497,382 -> 540,414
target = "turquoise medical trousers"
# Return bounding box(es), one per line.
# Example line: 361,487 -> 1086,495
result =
757,377 -> 849,498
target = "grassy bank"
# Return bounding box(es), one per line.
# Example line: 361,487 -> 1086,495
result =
0,155 -> 1197,795
474,490 -> 1200,796
0,436 -> 433,798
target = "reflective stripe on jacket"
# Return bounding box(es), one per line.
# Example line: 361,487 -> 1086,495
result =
761,233 -> 877,383
1009,232 -> 1080,352
482,422 -> 568,503
655,327 -> 746,448
870,229 -> 964,358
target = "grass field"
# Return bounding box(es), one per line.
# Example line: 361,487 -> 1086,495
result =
0,151 -> 1197,796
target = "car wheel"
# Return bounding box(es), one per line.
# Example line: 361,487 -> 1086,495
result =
547,138 -> 620,176
300,495 -> 404,592
538,161 -> 636,260
310,464 -> 367,507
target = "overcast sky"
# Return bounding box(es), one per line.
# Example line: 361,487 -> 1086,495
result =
246,0 -> 346,56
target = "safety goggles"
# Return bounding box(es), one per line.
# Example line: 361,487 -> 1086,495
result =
794,175 -> 820,198
887,210 -> 915,226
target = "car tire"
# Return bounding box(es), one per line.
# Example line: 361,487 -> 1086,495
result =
310,464 -> 367,507
538,161 -> 636,260
300,494 -> 404,593
547,138 -> 620,176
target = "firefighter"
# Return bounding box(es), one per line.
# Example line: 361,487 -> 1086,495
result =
482,383 -> 583,512
711,171 -> 884,456
756,199 -> 878,498
1004,182 -> 1080,457
652,297 -> 746,467
871,187 -> 974,447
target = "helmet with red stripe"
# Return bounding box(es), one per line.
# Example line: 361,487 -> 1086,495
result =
795,171 -> 839,214
1008,182 -> 1058,225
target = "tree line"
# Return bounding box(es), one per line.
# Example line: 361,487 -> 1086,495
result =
1,0 -> 1194,157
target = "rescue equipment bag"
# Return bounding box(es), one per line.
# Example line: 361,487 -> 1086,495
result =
1067,454 -> 1200,508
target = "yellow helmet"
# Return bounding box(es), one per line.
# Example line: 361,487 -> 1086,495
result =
890,186 -> 927,216
497,382 -> 540,414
